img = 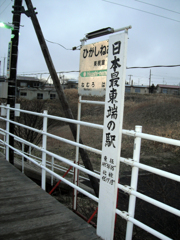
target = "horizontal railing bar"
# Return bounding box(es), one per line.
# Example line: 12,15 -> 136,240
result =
0,133 -> 100,180
14,146 -> 100,178
120,157 -> 180,182
25,157 -> 89,181
40,161 -> 90,181
0,118 -> 102,155
0,108 -> 104,130
0,131 -> 6,136
47,114 -> 104,129
122,129 -> 180,147
1,140 -> 99,202
2,109 -> 180,146
115,209 -> 172,240
42,165 -> 99,202
0,117 -> 41,133
118,184 -> 180,217
45,131 -> 102,155
80,100 -> 105,105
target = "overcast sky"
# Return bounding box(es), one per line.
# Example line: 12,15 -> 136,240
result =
0,0 -> 180,86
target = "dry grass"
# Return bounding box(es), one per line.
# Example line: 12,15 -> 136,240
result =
41,90 -> 180,175
1,90 -> 180,172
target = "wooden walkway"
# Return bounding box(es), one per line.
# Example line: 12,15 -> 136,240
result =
0,156 -> 100,240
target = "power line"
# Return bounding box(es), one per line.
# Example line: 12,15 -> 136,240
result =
0,0 -> 7,8
18,70 -> 80,76
45,39 -> 71,50
17,64 -> 180,76
152,74 -> 180,80
0,0 -> 12,15
127,64 -> 180,69
135,0 -> 180,15
102,0 -> 180,23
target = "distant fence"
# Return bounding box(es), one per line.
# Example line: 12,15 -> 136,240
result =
0,103 -> 180,240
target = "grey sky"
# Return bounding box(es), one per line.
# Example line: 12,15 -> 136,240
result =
0,0 -> 180,86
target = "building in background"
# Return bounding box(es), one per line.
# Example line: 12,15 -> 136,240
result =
125,84 -> 149,94
1,75 -> 180,99
156,85 -> 180,95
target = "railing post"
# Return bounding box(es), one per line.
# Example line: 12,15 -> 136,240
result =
73,95 -> 81,210
29,145 -> 31,156
3,133 -> 6,155
22,143 -> 24,173
125,125 -> 142,240
41,110 -> 48,190
51,156 -> 54,186
6,104 -> 10,162
28,145 -> 31,164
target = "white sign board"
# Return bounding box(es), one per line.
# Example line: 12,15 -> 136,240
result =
78,40 -> 108,96
7,41 -> 12,78
97,32 -> 128,240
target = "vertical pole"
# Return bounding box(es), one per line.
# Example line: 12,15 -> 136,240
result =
97,32 -> 128,240
41,110 -> 48,190
29,146 -> 31,156
51,156 -> 54,186
149,69 -> 151,93
22,143 -> 24,173
7,0 -> 23,165
73,95 -> 81,210
6,105 -> 10,161
3,132 -> 6,155
125,125 -> 142,240
29,145 -> 31,163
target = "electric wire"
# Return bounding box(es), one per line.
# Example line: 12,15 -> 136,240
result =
102,0 -> 180,23
135,0 -> 180,15
0,0 -> 7,8
17,65 -> 180,76
45,39 -> 72,50
18,71 -> 80,76
0,0 -> 12,15
127,64 -> 180,69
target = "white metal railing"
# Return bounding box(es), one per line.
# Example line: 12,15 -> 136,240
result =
0,103 -> 179,240
0,130 -> 6,154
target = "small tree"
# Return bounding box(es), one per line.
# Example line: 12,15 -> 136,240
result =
14,99 -> 57,156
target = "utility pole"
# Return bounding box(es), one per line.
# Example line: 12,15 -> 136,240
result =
128,74 -> 132,85
25,0 -> 99,197
149,69 -> 151,93
7,0 -> 23,164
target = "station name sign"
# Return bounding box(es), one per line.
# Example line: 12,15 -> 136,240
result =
78,40 -> 109,96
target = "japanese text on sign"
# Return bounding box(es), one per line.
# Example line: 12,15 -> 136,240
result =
78,40 -> 109,96
100,40 -> 122,186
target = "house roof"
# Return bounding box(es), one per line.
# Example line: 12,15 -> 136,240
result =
157,84 -> 180,89
67,79 -> 78,84
17,76 -> 43,82
125,84 -> 149,88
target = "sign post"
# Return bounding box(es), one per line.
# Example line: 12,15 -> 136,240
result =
97,31 -> 128,240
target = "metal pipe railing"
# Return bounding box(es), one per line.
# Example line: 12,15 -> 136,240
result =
120,157 -> 180,182
0,130 -> 100,180
0,139 -> 99,203
1,104 -> 179,240
115,209 -> 172,240
118,184 -> 180,217
122,129 -> 180,147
